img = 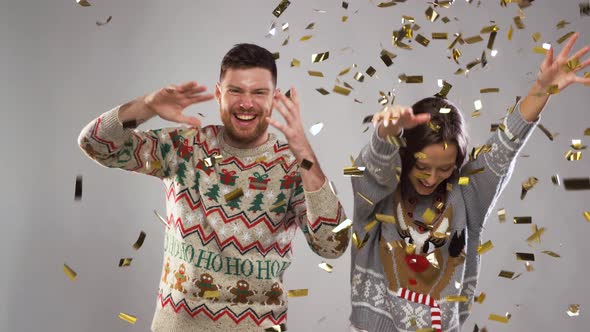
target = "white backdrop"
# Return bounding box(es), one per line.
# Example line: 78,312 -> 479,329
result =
1,0 -> 589,331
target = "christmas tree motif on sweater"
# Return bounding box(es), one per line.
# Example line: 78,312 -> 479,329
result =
248,192 -> 265,213
269,192 -> 287,214
225,195 -> 242,210
116,140 -> 133,164
160,143 -> 172,177
191,172 -> 201,192
204,184 -> 220,202
219,168 -> 238,186
176,162 -> 188,186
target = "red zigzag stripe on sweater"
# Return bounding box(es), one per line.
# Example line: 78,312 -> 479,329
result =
158,292 -> 287,326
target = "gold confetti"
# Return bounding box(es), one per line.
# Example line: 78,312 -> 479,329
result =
426,252 -> 440,269
63,263 -> 77,281
306,22 -> 315,30
571,139 -> 586,150
399,74 -> 423,83
311,51 -> 330,63
300,35 -> 313,42
564,177 -> 590,190
282,23 -> 289,31
475,292 -> 486,304
458,177 -> 470,186
526,225 -> 545,243
415,34 -> 431,47
514,216 -> 532,224
132,231 -> 146,250
446,295 -> 468,302
366,66 -> 377,77
557,31 -> 575,44
525,261 -> 534,272
118,313 -> 137,324
352,232 -> 370,249
354,72 -> 365,82
288,289 -> 308,297
565,58 -> 581,72
498,270 -> 515,279
542,250 -> 561,258
464,35 -> 484,44
521,176 -> 539,199
487,31 -> 497,50
377,1 -> 397,8
474,100 -> 483,111
514,16 -> 525,29
405,243 -> 417,255
556,19 -> 570,29
338,66 -> 352,76
344,166 -> 365,176
567,304 -> 581,317
435,81 -> 452,98
381,53 -> 394,66
442,16 -> 450,23
77,0 -> 91,6
316,88 -> 329,95
432,32 -> 448,39
583,211 -> 590,222
364,220 -> 378,232
532,32 -> 542,42
415,172 -> 431,180
203,290 -> 221,298
153,210 -> 169,227
269,200 -> 286,211
265,323 -> 288,332
448,33 -> 463,49
471,111 -> 481,117
357,192 -> 374,205
333,85 -> 351,96
224,187 -> 244,202
439,108 -> 451,114
119,258 -> 133,267
272,52 -> 280,60
290,58 -> 300,67
332,219 -> 353,233
307,70 -> 324,77
375,214 -> 396,224
508,24 -> 514,40
414,152 -> 427,159
480,88 -> 500,93
537,123 -> 555,140
422,208 -> 437,225
425,6 -> 439,22
74,175 -> 82,201
516,252 -> 535,261
498,208 -> 506,222
343,82 -> 354,90
446,183 -> 453,192
552,174 -> 560,185
565,150 -> 582,161
309,123 -> 324,136
318,262 -> 333,273
96,16 -> 112,26
477,240 -> 494,255
272,0 -> 291,18
533,46 -> 548,54
489,313 -> 510,323
467,167 -> 485,175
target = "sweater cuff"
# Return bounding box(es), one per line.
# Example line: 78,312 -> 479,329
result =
100,105 -> 134,143
370,128 -> 400,158
303,178 -> 340,217
504,101 -> 539,141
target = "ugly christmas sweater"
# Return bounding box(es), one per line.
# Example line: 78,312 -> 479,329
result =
349,102 -> 537,332
78,106 -> 350,332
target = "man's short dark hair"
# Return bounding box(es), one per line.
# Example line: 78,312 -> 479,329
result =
220,44 -> 277,86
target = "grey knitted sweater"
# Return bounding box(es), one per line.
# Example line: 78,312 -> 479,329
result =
350,102 -> 537,331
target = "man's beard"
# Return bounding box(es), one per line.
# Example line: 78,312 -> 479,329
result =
221,107 -> 269,145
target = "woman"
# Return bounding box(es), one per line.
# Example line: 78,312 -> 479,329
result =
349,33 -> 589,332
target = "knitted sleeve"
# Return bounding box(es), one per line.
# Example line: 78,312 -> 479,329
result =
351,128 -> 402,226
289,177 -> 350,259
78,106 -> 189,179
458,101 -> 538,324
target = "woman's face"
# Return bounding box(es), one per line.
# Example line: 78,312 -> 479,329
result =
408,142 -> 458,195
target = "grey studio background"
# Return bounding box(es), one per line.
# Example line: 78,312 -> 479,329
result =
1,0 -> 589,331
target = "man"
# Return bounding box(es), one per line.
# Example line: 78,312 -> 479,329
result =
78,43 -> 350,331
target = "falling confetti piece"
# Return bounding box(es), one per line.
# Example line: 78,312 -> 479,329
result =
299,35 -> 313,42
75,175 -> 82,201
464,35 -> 484,44
118,313 -> 137,324
446,295 -> 468,302
474,100 -> 483,111
567,304 -> 581,317
375,214 -> 397,224
265,324 -> 288,332
332,219 -> 353,233
475,292 -> 486,304
516,253 -> 535,261
477,240 -> 494,255
203,290 -> 221,299
272,0 -> 291,18
583,211 -> 590,222
425,6 -> 440,22
498,208 -> 506,222
489,313 -> 510,323
459,177 -> 470,186
498,270 -> 515,279
364,220 -> 378,232
565,150 -> 582,161
526,226 -> 545,243
344,166 -> 365,176
333,85 -> 351,96
316,88 -> 329,95
309,123 -> 324,136
571,139 -> 586,150
415,34 -> 431,47
480,88 -> 500,93
563,177 -> 590,190
290,59 -> 300,67
318,262 -> 333,273
542,250 -> 560,258
537,124 -> 555,140
307,70 -> 323,77
63,263 -> 77,281
513,216 -> 532,224
96,16 -> 112,26
77,0 -> 91,6
311,51 -> 330,63
153,210 -> 169,227
224,188 -> 244,201
119,258 -> 133,267
132,231 -> 146,250
557,31 -> 575,44
422,208 -> 436,224
288,289 -> 309,297
432,32 -> 448,39
580,2 -> 590,16
521,176 -> 539,199
357,192 -> 373,205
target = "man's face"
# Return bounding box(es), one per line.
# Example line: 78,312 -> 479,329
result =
215,67 -> 276,148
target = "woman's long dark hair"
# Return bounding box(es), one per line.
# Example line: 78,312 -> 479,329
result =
399,96 -> 468,188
